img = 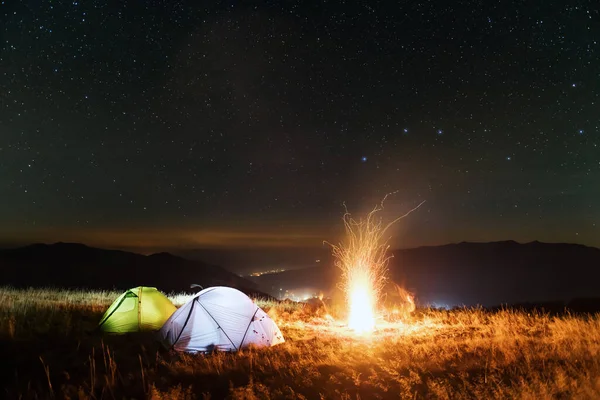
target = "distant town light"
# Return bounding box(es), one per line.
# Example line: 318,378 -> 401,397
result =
249,267 -> 286,277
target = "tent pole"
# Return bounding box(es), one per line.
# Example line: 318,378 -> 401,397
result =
239,307 -> 260,349
198,301 -> 238,351
97,290 -> 135,329
172,298 -> 196,348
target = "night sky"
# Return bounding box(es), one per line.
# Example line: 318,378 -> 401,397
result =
1,1 -> 599,252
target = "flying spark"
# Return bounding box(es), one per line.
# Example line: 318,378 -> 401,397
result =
326,194 -> 425,334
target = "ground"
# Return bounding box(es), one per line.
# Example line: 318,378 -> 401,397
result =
1,287 -> 600,399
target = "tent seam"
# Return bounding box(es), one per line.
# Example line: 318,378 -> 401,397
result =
137,287 -> 143,331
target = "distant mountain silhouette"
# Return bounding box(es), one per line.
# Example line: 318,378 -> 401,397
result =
175,246 -> 331,275
251,241 -> 600,308
0,242 -> 268,297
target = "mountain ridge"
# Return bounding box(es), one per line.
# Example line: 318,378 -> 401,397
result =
0,242 -> 268,297
250,240 -> 600,307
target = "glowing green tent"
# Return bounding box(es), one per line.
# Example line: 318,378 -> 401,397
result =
98,286 -> 177,333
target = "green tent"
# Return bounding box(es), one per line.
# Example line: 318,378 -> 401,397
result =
98,286 -> 177,333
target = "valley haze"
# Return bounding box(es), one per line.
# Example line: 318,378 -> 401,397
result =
1,240 -> 599,310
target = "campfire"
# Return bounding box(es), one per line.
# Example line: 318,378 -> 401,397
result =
326,195 -> 424,334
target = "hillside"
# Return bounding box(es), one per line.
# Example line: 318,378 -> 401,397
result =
2,287 -> 600,398
0,242 -> 263,295
252,241 -> 600,307
175,246 -> 331,276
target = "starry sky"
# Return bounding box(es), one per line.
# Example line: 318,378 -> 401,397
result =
1,1 -> 599,253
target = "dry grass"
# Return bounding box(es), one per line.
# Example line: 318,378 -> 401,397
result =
1,287 -> 600,399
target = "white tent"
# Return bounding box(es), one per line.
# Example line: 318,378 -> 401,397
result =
158,286 -> 285,353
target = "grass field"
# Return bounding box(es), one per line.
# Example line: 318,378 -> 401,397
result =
1,287 -> 600,399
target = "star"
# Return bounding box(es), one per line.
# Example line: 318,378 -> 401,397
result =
0,0 -> 598,260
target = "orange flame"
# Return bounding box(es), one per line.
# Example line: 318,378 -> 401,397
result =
326,195 -> 425,334
348,279 -> 376,333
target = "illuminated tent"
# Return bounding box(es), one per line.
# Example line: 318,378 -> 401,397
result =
98,286 -> 177,333
158,286 -> 285,353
